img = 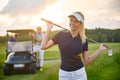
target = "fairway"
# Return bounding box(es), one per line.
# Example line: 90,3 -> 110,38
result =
0,43 -> 120,80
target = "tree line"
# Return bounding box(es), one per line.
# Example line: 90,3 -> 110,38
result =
86,28 -> 120,42
0,28 -> 120,43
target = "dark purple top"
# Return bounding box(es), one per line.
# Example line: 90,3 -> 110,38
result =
52,31 -> 88,71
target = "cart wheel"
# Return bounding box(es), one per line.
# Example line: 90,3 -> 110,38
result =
29,63 -> 36,74
4,64 -> 11,75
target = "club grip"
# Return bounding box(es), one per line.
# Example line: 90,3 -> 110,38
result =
41,18 -> 52,23
41,18 -> 68,30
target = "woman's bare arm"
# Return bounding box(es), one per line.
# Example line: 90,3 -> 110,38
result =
82,44 -> 107,65
41,23 -> 55,50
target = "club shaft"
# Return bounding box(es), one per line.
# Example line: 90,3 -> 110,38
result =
86,37 -> 111,49
41,18 -> 68,30
41,18 -> 111,49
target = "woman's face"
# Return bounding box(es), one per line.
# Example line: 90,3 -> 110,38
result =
69,17 -> 82,31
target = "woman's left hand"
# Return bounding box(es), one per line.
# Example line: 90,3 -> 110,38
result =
99,43 -> 108,51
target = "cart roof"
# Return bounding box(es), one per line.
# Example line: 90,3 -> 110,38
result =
7,29 -> 35,33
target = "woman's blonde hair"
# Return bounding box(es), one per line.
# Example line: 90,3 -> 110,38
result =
76,12 -> 86,44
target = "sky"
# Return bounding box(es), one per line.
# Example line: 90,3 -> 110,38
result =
0,0 -> 120,36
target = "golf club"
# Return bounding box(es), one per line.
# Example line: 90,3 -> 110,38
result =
41,18 -> 112,51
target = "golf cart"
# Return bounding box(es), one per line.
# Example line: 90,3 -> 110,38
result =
4,29 -> 38,75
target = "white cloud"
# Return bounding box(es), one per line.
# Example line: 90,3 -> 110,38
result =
0,14 -> 15,27
0,0 -> 57,36
0,0 -> 120,36
1,0 -> 57,16
47,0 -> 120,29
0,0 -> 9,11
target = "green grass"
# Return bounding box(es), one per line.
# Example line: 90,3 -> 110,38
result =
86,43 -> 120,80
0,43 -> 120,80
44,45 -> 60,60
2,61 -> 60,80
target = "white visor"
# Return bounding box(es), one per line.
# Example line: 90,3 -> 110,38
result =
68,12 -> 84,23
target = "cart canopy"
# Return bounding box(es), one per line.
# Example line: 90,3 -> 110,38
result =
7,29 -> 35,33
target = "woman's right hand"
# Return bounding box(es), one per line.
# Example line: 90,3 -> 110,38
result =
46,22 -> 53,30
